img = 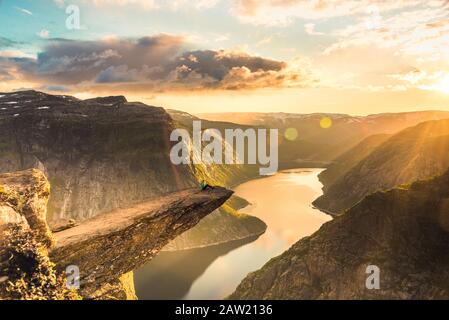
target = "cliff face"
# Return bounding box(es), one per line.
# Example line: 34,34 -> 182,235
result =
0,91 -> 195,224
164,110 -> 267,250
0,169 -> 232,300
230,170 -> 449,300
314,119 -> 449,214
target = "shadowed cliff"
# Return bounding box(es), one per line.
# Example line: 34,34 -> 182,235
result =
230,170 -> 449,299
314,119 -> 449,214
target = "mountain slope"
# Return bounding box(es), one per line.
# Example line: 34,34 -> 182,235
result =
230,170 -> 449,299
314,119 -> 449,214
164,110 -> 267,250
318,134 -> 391,192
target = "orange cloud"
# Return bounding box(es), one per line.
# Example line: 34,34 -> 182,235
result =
1,35 -> 316,93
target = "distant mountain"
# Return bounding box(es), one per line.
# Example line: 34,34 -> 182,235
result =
230,170 -> 449,299
199,112 -> 449,166
314,119 -> 449,214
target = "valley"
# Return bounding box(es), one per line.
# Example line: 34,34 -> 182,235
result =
1,90 -> 449,300
2,0 -> 449,304
135,169 -> 330,300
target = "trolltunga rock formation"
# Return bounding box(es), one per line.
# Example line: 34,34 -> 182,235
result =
0,169 -> 232,299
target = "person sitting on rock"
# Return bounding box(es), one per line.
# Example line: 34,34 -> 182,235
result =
200,181 -> 212,190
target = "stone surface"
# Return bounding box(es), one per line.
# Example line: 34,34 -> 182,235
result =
0,170 -> 79,300
0,169 -> 52,246
50,187 -> 233,297
88,272 -> 137,300
0,168 -> 232,299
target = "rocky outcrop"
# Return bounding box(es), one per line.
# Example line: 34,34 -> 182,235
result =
0,169 -> 79,300
163,206 -> 267,251
314,119 -> 449,214
50,187 -> 233,298
0,169 -> 232,299
86,272 -> 138,300
230,170 -> 449,300
0,91 -> 195,224
0,169 -> 53,246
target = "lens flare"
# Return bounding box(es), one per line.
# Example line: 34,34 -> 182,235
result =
320,117 -> 332,129
284,128 -> 298,141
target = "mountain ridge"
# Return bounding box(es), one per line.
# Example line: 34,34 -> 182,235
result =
230,169 -> 449,299
314,118 -> 449,214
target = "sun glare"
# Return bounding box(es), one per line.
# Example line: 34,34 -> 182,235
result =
424,75 -> 449,94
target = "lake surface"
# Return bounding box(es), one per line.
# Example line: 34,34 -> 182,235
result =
135,168 -> 331,300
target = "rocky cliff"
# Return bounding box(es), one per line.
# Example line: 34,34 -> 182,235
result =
0,168 -> 53,246
0,169 -> 79,300
50,186 -> 233,298
0,91 -> 266,251
230,170 -> 449,299
0,169 -> 232,300
0,91 -> 195,224
314,119 -> 449,214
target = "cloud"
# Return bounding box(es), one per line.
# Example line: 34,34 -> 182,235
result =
231,0 -> 446,26
0,37 -> 20,48
325,4 -> 449,56
3,34 -> 314,92
304,23 -> 324,35
38,29 -> 50,39
286,0 -> 449,93
255,37 -> 273,47
15,6 -> 33,15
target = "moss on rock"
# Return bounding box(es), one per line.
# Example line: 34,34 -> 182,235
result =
1,224 -> 81,300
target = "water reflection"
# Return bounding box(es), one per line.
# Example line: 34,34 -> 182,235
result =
134,236 -> 260,300
135,169 -> 331,300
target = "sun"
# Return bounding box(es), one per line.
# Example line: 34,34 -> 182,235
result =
425,74 -> 449,94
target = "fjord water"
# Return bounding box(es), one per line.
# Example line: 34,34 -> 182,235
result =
135,169 -> 331,300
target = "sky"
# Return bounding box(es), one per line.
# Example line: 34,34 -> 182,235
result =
0,0 -> 449,115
